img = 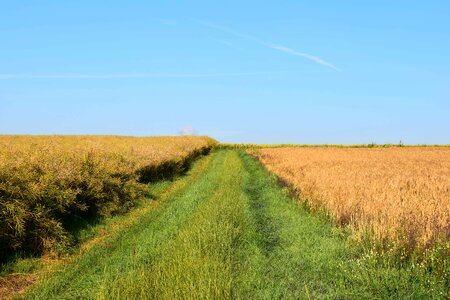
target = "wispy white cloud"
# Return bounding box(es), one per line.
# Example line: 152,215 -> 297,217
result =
195,19 -> 263,44
178,126 -> 198,136
0,72 -> 285,80
195,19 -> 340,71
268,45 -> 340,71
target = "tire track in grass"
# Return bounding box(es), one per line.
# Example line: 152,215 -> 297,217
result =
239,150 -> 349,299
98,150 -> 250,299
24,152 -> 224,299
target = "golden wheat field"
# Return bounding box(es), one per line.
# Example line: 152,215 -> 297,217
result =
251,147 -> 450,249
0,135 -> 216,257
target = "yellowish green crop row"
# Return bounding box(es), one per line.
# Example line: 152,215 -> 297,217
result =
0,135 -> 216,260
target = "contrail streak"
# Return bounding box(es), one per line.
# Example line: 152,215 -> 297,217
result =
195,19 -> 340,71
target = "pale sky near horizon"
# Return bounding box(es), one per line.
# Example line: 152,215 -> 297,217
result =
1,1 -> 449,144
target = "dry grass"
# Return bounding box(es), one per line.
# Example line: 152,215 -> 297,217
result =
0,135 -> 216,258
0,273 -> 37,300
251,147 -> 450,249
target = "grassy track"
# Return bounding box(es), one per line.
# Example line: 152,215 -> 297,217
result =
22,150 -> 446,299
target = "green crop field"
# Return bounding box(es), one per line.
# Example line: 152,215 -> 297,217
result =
0,139 -> 449,299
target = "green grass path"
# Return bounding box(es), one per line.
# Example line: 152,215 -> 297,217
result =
23,150 -> 443,299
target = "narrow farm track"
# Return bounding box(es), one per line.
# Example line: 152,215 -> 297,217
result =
22,150 -> 441,299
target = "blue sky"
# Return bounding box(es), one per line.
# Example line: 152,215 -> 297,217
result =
1,1 -> 449,144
